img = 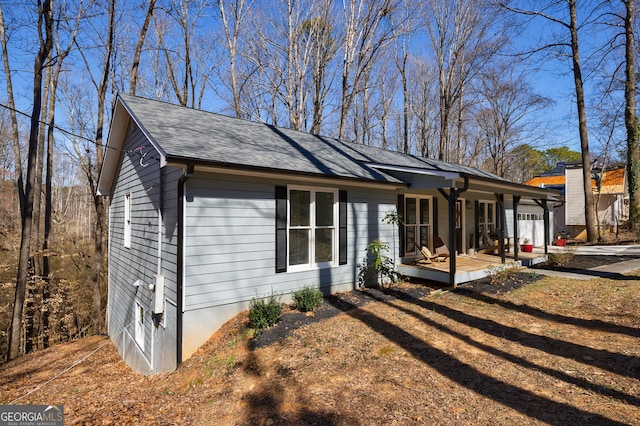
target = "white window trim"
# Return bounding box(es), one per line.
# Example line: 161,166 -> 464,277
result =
134,300 -> 144,350
287,185 -> 339,272
124,193 -> 132,248
404,195 -> 433,255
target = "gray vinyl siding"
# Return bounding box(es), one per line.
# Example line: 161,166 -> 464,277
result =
565,168 -> 585,225
159,167 -> 182,305
181,171 -> 396,359
107,121 -> 181,374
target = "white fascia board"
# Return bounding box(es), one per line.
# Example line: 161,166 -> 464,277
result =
97,100 -> 128,196
96,95 -> 168,196
119,97 -> 168,166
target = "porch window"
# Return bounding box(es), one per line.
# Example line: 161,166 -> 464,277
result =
288,186 -> 338,270
478,201 -> 496,247
404,197 -> 431,254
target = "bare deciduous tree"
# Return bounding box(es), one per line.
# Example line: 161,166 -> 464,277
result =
623,0 -> 639,226
474,64 -> 551,177
501,0 -> 599,243
130,0 -> 157,95
339,0 -> 395,141
424,0 -> 500,162
216,0 -> 253,117
7,0 -> 54,361
74,0 -> 115,333
0,4 -> 24,212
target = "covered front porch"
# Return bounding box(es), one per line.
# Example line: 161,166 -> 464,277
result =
370,162 -> 562,287
397,251 -> 548,285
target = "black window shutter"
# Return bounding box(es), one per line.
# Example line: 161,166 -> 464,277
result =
432,196 -> 438,242
339,190 -> 347,265
397,194 -> 405,257
275,186 -> 287,273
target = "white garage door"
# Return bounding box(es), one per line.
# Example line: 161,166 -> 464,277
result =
518,212 -> 545,246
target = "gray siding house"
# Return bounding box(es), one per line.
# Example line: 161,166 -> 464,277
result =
98,94 -> 559,374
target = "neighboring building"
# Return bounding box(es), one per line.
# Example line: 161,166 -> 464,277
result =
525,163 -> 628,240
98,94 -> 559,374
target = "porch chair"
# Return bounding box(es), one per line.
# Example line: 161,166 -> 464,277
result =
415,244 -> 443,264
433,237 -> 450,259
479,232 -> 510,254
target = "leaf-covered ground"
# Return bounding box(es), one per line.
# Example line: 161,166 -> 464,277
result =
1,261 -> 639,425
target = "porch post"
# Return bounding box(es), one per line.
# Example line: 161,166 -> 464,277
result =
438,177 -> 469,287
542,200 -> 549,255
448,193 -> 457,286
474,200 -> 480,250
513,196 -> 520,261
534,199 -> 550,255
494,193 -> 506,264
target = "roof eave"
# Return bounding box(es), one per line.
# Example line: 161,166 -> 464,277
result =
164,156 -> 408,189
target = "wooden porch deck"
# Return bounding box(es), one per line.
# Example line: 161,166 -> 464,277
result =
397,251 -> 547,285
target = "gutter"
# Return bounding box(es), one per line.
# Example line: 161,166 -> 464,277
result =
176,163 -> 194,367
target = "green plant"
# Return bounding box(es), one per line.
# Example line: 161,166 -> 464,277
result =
292,286 -> 324,312
522,237 -> 530,244
248,293 -> 282,329
487,262 -> 520,285
357,240 -> 399,287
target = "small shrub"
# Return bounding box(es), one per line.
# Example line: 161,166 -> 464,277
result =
292,286 -> 323,312
488,262 -> 520,285
249,294 -> 282,329
547,248 -> 576,266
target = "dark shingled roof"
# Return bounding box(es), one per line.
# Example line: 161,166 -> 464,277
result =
119,94 -> 508,185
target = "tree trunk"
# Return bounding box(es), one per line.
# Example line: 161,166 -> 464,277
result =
0,4 -> 25,212
7,0 -> 53,361
624,0 -> 640,227
87,0 -> 115,334
217,0 -> 248,118
130,0 -> 156,95
568,0 -> 597,243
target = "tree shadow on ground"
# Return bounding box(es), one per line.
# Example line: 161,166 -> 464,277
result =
377,287 -> 639,380
365,288 -> 640,407
452,288 -> 640,338
240,349 -> 360,425
320,290 -> 631,425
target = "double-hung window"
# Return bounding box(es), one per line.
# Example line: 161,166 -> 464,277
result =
404,196 -> 432,254
288,186 -> 338,270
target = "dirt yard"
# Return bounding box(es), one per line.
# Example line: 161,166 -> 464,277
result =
1,259 -> 639,425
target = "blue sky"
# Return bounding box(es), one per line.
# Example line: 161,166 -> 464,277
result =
0,0 -> 625,163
